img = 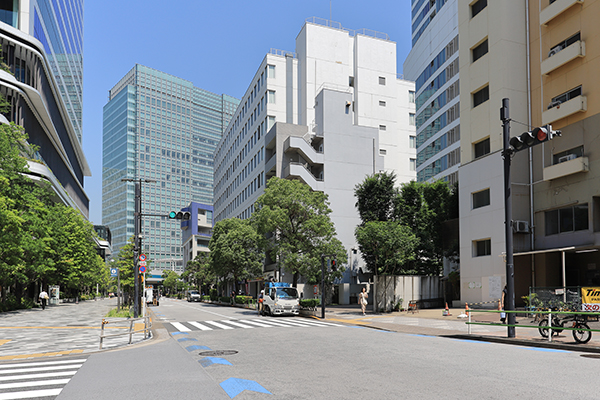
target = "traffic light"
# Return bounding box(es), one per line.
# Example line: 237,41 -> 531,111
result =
168,211 -> 191,220
509,124 -> 561,153
331,259 -> 337,272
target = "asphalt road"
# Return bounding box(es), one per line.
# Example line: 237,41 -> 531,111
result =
38,299 -> 599,399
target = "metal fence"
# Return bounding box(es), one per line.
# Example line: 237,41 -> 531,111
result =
528,286 -> 582,311
99,316 -> 151,350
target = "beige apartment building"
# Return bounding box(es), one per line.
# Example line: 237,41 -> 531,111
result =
458,0 -> 600,306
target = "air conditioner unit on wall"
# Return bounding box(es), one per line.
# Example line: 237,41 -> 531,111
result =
548,44 -> 564,58
513,221 -> 530,234
558,154 -> 577,163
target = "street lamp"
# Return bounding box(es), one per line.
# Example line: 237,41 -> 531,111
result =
121,178 -> 156,317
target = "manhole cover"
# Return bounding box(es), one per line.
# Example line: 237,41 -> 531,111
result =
580,354 -> 600,359
198,350 -> 238,356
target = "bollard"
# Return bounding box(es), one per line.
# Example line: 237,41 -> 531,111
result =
548,311 -> 552,343
129,319 -> 134,344
468,311 -> 472,335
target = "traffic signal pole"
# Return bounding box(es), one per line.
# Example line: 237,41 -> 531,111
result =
134,182 -> 141,318
501,98 -> 516,338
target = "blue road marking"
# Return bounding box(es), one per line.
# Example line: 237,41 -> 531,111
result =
407,334 -> 431,337
522,347 -> 569,353
186,345 -> 211,352
452,339 -> 487,344
171,332 -> 188,335
220,378 -> 271,398
200,357 -> 232,367
177,337 -> 197,342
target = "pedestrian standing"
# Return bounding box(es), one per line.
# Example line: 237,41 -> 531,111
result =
359,287 -> 368,316
258,290 -> 264,316
39,289 -> 49,310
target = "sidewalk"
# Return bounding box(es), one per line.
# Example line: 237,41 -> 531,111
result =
320,304 -> 600,353
0,298 -> 150,360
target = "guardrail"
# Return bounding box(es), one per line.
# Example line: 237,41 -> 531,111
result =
465,309 -> 600,343
99,316 -> 151,350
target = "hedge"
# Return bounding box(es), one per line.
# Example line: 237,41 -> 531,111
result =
300,298 -> 321,308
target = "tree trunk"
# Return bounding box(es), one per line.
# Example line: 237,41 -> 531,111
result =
293,272 -> 299,287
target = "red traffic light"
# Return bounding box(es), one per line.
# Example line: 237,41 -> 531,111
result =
534,126 -> 548,141
509,125 -> 555,153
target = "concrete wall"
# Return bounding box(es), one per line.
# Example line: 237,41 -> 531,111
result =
374,275 -> 442,312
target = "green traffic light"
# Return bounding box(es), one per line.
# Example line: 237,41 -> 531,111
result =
169,211 -> 176,219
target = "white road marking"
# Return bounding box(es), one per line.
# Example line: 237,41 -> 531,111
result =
187,321 -> 213,331
170,322 -> 191,332
254,319 -> 306,327
220,320 -> 254,329
0,365 -> 83,375
0,359 -> 86,369
0,388 -> 62,400
237,320 -> 274,328
0,378 -> 70,390
203,321 -> 234,330
0,371 -> 77,382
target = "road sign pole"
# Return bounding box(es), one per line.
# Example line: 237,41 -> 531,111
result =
117,269 -> 121,310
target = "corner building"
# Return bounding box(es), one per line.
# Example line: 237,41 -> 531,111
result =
102,64 -> 238,273
213,19 -> 416,297
458,0 -> 600,306
0,0 -> 89,216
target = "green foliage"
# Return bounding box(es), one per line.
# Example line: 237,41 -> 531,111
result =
182,252 -> 214,291
209,218 -> 263,285
355,221 -> 419,275
354,171 -> 398,223
105,307 -> 133,318
209,288 -> 218,301
219,296 -> 231,303
299,298 -> 321,308
234,295 -> 253,304
0,124 -> 107,309
202,295 -> 210,301
252,177 -> 347,286
162,270 -> 181,294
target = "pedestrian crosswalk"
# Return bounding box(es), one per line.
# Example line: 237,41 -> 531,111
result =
0,357 -> 86,400
168,318 -> 343,333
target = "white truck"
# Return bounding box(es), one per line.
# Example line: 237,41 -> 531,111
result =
261,282 -> 300,316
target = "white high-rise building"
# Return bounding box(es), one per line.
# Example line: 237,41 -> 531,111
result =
213,19 -> 416,299
404,0 -> 460,185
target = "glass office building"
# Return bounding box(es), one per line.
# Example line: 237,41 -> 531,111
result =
32,0 -> 84,142
102,64 -> 238,272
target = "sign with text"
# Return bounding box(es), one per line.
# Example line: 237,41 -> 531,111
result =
581,287 -> 600,311
110,268 -> 118,277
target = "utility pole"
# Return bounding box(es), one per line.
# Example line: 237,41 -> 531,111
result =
501,98 -> 516,338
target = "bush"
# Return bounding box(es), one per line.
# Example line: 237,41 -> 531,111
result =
235,295 -> 253,304
105,307 -> 133,318
300,298 -> 320,309
219,296 -> 231,303
202,295 -> 210,301
209,289 -> 218,301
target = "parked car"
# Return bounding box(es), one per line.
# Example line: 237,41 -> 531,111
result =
187,290 -> 201,302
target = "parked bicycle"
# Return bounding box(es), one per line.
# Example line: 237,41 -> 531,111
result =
538,312 -> 592,344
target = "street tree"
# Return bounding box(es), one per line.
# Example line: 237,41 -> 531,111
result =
354,171 -> 398,224
209,218 -> 262,291
182,252 -> 214,292
162,270 -> 181,295
355,221 -> 419,275
252,177 -> 346,286
394,180 -> 452,275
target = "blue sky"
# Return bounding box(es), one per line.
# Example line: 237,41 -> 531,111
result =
82,0 -> 413,224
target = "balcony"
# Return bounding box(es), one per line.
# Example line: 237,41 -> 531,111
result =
543,156 -> 589,181
541,40 -> 585,75
540,0 -> 583,26
283,136 -> 324,165
542,95 -> 586,125
283,162 -> 324,191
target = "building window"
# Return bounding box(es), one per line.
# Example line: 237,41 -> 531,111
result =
549,32 -> 581,58
379,76 -> 386,85
474,138 -> 490,159
545,204 -> 589,235
409,136 -> 416,148
409,113 -> 416,125
268,90 -> 276,104
267,65 -> 275,78
409,90 -> 415,103
379,100 -> 386,107
549,86 -> 582,109
474,239 -> 491,257
268,116 -> 275,130
471,0 -> 487,18
410,158 -> 416,171
472,39 -> 488,63
349,76 -> 355,87
379,149 -> 387,155
472,189 -> 490,209
553,145 -> 583,165
473,86 -> 489,108
379,124 -> 387,131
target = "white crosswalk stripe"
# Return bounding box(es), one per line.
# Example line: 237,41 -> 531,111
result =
0,358 -> 86,400
168,318 -> 345,333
